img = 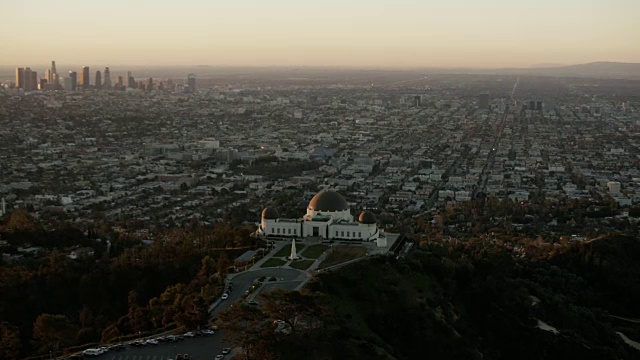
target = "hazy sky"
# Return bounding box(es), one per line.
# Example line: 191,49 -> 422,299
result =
2,0 -> 639,68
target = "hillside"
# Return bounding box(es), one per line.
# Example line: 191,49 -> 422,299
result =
496,61 -> 640,79
234,235 -> 640,360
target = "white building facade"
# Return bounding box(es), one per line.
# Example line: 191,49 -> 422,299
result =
257,190 -> 386,247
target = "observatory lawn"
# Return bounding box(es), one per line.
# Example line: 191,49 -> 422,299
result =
274,243 -> 306,257
301,244 -> 329,259
260,258 -> 288,268
318,246 -> 367,269
289,259 -> 316,270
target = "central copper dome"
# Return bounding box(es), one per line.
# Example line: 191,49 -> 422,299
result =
308,190 -> 349,212
261,207 -> 279,219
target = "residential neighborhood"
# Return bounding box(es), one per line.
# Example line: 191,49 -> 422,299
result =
1,74 -> 638,251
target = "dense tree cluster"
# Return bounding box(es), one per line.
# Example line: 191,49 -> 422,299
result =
413,194 -> 635,244
241,158 -> 322,180
220,235 -> 640,360
0,211 -> 257,359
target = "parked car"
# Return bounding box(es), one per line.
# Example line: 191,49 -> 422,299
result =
222,348 -> 231,354
215,355 -> 224,360
248,300 -> 259,306
221,293 -> 229,300
82,348 -> 105,356
183,332 -> 196,338
201,329 -> 215,335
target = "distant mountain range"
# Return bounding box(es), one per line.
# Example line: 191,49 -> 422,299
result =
529,63 -> 568,68
500,61 -> 640,79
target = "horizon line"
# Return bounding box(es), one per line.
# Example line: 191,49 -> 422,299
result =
1,60 -> 638,70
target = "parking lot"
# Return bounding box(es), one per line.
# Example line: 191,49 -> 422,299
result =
85,268 -> 306,360
90,332 -> 228,360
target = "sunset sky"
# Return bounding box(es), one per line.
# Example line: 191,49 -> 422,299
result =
2,0 -> 639,68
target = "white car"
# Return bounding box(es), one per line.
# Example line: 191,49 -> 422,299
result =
222,348 -> 231,354
183,331 -> 196,338
201,329 -> 215,335
215,355 -> 224,360
221,293 -> 229,300
82,348 -> 105,356
145,339 -> 158,345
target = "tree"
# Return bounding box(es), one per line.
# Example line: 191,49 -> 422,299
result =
216,253 -> 230,280
3,208 -> 37,233
32,314 -> 77,353
218,288 -> 334,359
0,322 -> 21,360
127,291 -> 147,333
79,306 -> 94,328
174,294 -> 209,330
218,303 -> 276,360
100,324 -> 121,344
259,289 -> 311,335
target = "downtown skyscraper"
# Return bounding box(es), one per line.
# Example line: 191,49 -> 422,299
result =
23,67 -> 37,91
50,61 -> 59,87
126,71 -> 134,88
68,71 -> 77,91
15,67 -> 24,89
95,71 -> 102,90
103,67 -> 111,89
80,66 -> 90,90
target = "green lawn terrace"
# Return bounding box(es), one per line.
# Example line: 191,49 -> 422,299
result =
257,241 -> 370,272
273,243 -> 306,257
317,245 -> 368,269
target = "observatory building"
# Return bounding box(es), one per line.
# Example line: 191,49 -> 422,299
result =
256,190 -> 387,247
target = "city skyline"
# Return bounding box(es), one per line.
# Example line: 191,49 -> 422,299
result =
2,0 -> 640,68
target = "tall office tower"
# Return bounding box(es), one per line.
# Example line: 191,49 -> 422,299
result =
116,75 -> 123,88
147,77 -> 154,91
69,71 -> 77,91
15,67 -> 25,89
39,78 -> 47,90
51,61 -> 59,87
413,95 -> 421,107
103,67 -> 111,88
52,73 -> 60,88
479,93 -> 490,109
63,77 -> 73,91
536,101 -> 543,112
529,100 -> 535,111
24,68 -> 33,91
45,69 -> 52,83
80,66 -> 90,89
31,71 -> 38,90
187,73 -> 196,93
95,71 -> 102,90
126,71 -> 134,88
